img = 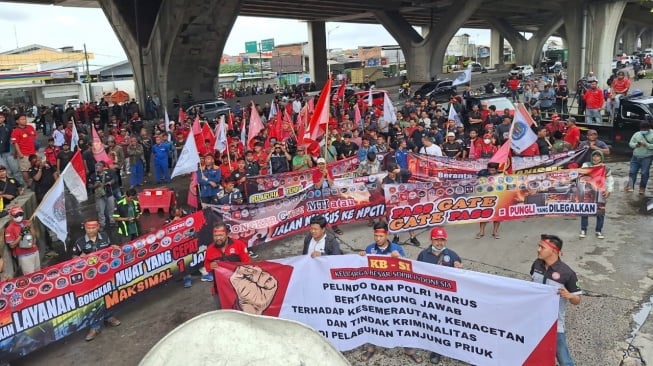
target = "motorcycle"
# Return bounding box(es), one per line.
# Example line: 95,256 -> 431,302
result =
398,86 -> 410,99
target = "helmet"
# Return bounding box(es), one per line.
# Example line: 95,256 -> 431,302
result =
430,227 -> 447,239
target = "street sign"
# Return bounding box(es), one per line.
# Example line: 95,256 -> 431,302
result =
261,38 -> 275,52
245,41 -> 257,53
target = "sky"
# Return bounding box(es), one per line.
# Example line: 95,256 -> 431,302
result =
0,2 -> 490,70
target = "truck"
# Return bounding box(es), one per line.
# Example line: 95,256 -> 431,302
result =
561,92 -> 653,154
348,66 -> 384,86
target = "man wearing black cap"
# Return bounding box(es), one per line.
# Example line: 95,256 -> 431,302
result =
531,234 -> 581,366
338,132 -> 358,159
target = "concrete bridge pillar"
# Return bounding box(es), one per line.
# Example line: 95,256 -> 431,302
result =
99,0 -> 242,112
489,28 -> 503,69
622,27 -> 638,54
487,16 -> 563,68
641,30 -> 653,50
375,0 -> 483,82
307,21 -> 328,88
563,1 -> 626,87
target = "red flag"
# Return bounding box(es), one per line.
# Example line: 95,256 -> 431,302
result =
90,124 -> 113,166
187,172 -> 199,209
269,111 -> 284,141
201,122 -> 215,148
296,111 -> 306,146
490,140 -> 512,173
308,97 -> 315,114
179,108 -> 188,123
192,114 -> 202,135
227,111 -> 234,132
247,101 -> 264,148
308,78 -> 333,140
335,78 -> 346,103
354,104 -> 362,126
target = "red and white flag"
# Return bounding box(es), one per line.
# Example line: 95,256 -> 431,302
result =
510,104 -> 538,153
61,150 -> 88,202
192,114 -> 202,135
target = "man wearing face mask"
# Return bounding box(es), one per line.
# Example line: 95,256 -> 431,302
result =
204,223 -> 251,306
417,226 -> 462,364
4,206 -> 40,275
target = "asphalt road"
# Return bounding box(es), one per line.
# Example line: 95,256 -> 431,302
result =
10,157 -> 653,366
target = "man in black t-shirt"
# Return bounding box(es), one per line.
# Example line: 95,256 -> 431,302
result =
28,154 -> 57,203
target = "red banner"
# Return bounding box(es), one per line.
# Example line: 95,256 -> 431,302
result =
209,174 -> 386,247
0,212 -> 208,361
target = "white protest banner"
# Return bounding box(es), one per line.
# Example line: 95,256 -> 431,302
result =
214,254 -> 558,365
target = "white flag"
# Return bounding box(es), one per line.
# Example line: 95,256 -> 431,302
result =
35,178 -> 67,242
382,92 -> 397,124
171,130 -> 201,179
164,108 -> 171,134
268,100 -> 278,120
367,87 -> 373,107
510,104 -> 538,153
71,121 -> 80,151
451,69 -> 472,87
448,104 -> 463,128
214,115 -> 228,153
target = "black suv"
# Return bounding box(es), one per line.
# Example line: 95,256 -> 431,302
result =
413,80 -> 456,102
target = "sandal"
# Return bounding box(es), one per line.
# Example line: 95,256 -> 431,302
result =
333,227 -> 344,235
639,189 -> 646,195
405,350 -> 423,364
360,347 -> 376,362
475,233 -> 484,239
492,233 -> 500,239
624,186 -> 633,192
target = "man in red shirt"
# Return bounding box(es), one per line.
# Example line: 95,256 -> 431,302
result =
4,206 -> 40,275
10,114 -> 37,186
545,114 -> 566,137
564,117 -> 581,149
610,71 -> 631,117
583,80 -> 604,124
204,223 -> 251,300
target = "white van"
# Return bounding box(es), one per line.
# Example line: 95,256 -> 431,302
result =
64,98 -> 80,108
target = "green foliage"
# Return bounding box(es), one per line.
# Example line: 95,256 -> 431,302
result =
219,64 -> 260,73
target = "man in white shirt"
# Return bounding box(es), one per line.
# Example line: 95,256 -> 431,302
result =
419,135 -> 443,156
301,215 -> 343,257
52,124 -> 66,148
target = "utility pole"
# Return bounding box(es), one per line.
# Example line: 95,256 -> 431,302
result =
84,43 -> 92,102
259,42 -> 263,91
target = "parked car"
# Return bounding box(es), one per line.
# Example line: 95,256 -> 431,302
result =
64,98 -> 81,109
354,89 -> 391,107
412,80 -> 456,101
465,95 -> 516,116
468,62 -> 488,73
185,99 -> 231,123
509,65 -> 535,79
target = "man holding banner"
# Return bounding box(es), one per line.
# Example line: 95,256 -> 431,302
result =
531,234 -> 581,366
417,227 -> 462,364
358,222 -> 423,364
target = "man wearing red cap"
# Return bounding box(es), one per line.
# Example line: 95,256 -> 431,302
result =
4,206 -> 40,275
73,219 -> 121,341
531,234 -> 581,366
416,226 -> 462,364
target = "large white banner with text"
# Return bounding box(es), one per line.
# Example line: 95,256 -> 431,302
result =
214,254 -> 559,365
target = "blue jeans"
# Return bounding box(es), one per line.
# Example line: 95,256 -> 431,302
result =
91,311 -> 114,330
628,155 -> 653,189
585,109 -> 602,124
557,332 -> 575,366
580,215 -> 604,232
130,160 -> 144,186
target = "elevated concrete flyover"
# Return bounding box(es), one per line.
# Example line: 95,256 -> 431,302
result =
10,0 -> 652,108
